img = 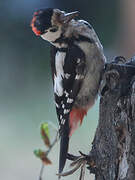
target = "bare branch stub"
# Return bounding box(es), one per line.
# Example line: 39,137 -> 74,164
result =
87,59 -> 135,180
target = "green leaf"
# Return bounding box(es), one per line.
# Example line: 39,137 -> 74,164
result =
34,149 -> 43,158
34,149 -> 52,165
41,123 -> 50,138
40,123 -> 51,147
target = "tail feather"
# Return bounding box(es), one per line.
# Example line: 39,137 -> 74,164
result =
59,135 -> 69,174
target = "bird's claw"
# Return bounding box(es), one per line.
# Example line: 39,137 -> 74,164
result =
57,152 -> 88,179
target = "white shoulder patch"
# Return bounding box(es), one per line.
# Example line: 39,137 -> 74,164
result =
65,73 -> 71,79
54,51 -> 66,96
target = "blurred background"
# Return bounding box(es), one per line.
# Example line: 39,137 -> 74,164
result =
1,0 -> 135,179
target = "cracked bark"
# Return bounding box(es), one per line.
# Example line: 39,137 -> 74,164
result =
88,58 -> 135,180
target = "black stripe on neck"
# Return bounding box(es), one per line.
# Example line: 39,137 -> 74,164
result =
52,34 -> 95,45
77,35 -> 95,43
56,47 -> 68,52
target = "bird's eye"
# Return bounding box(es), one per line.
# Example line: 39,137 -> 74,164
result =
50,26 -> 58,32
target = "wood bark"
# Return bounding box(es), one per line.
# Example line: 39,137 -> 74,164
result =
88,60 -> 135,180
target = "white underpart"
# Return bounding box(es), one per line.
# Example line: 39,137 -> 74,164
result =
54,52 -> 66,96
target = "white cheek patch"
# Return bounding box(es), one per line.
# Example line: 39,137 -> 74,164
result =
54,52 -> 66,96
41,28 -> 62,42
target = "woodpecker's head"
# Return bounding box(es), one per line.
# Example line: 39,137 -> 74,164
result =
31,8 -> 79,43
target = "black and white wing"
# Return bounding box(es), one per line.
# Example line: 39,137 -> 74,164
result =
50,44 -> 86,173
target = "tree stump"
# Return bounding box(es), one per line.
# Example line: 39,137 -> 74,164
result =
88,58 -> 135,180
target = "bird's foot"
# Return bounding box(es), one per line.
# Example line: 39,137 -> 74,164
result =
57,151 -> 90,179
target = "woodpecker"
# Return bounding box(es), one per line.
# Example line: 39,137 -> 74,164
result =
31,8 -> 106,174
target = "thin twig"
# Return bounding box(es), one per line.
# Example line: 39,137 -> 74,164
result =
46,131 -> 59,156
38,131 -> 59,180
39,163 -> 45,180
